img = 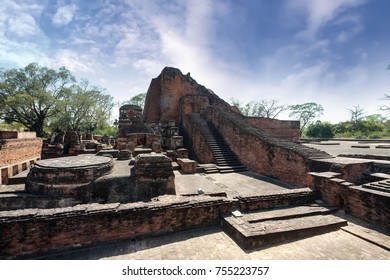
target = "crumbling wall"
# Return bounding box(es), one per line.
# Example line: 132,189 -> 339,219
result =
246,117 -> 300,140
0,135 -> 42,185
308,172 -> 390,229
181,113 -> 214,164
0,138 -> 42,167
0,196 -> 232,259
144,67 -> 210,123
203,106 -> 331,186
237,188 -> 317,211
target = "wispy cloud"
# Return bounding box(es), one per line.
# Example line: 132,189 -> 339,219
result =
52,4 -> 78,26
0,0 -> 387,123
0,0 -> 47,67
287,0 -> 367,40
0,0 -> 44,38
52,49 -> 98,74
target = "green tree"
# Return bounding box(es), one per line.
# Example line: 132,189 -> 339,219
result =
305,121 -> 334,138
360,114 -> 385,138
49,79 -> 114,132
347,105 -> 366,131
126,93 -> 146,109
230,98 -> 288,118
0,63 -> 74,136
289,102 -> 324,134
0,63 -> 114,136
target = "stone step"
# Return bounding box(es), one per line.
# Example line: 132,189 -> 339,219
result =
362,183 -> 390,193
212,150 -> 235,153
218,165 -> 249,173
7,170 -> 29,185
214,154 -> 237,158
204,168 -> 220,174
243,205 -> 337,222
222,205 -> 347,249
217,162 -> 243,166
215,158 -> 241,165
197,119 -> 248,173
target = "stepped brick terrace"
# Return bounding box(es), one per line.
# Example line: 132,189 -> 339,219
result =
0,67 -> 389,259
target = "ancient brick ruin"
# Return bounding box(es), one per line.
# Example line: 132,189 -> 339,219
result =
0,132 -> 41,186
0,67 -> 389,259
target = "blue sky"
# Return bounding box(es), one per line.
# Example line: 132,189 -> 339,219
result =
1,0 -> 389,123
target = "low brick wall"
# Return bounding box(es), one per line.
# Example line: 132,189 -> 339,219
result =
308,172 -> 390,229
246,117 -> 300,140
236,189 -> 317,211
0,131 -> 37,140
0,196 -> 232,259
0,138 -> 42,186
0,138 -> 42,167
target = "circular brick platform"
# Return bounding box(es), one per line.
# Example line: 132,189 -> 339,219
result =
25,155 -> 114,198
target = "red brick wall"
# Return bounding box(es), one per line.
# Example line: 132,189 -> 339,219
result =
144,68 -> 210,123
0,196 -> 232,258
0,131 -> 37,139
203,106 -> 330,186
0,138 -> 42,167
181,114 -> 214,164
237,189 -> 317,211
246,117 -> 300,140
308,173 -> 390,229
346,186 -> 390,229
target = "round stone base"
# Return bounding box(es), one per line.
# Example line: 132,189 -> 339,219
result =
25,155 -> 114,197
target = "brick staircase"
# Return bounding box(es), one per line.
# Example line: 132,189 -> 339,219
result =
222,198 -> 347,249
199,120 -> 248,173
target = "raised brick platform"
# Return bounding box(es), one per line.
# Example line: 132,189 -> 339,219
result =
222,204 -> 347,249
25,155 -> 114,197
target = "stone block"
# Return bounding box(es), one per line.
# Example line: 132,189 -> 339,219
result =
118,149 -> 131,160
176,148 -> 188,158
170,136 -> 183,149
146,134 -> 160,146
133,148 -> 152,156
135,154 -> 175,198
96,149 -> 119,158
166,150 -> 176,161
177,158 -> 197,174
126,141 -> 136,153
151,141 -> 162,153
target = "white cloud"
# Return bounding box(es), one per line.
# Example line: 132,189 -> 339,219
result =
52,4 -> 78,26
7,14 -> 40,37
0,40 -> 51,68
133,58 -> 166,76
52,49 -> 97,74
287,0 -> 366,40
0,0 -> 43,38
0,0 -> 47,67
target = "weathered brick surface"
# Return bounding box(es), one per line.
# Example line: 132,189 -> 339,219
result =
236,189 -> 317,211
135,154 -> 176,197
308,172 -> 390,229
0,131 -> 37,139
246,117 -> 300,140
181,114 -> 214,163
177,158 -> 197,174
0,138 -> 42,167
203,106 -> 331,186
0,196 -> 232,258
143,68 -> 212,123
310,158 -> 373,184
144,67 -> 231,123
346,186 -> 390,229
